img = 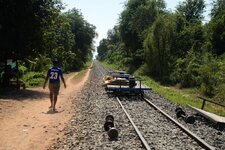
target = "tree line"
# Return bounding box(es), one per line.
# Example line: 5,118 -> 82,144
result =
0,0 -> 96,72
97,0 -> 225,100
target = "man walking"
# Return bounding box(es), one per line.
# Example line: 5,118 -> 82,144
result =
43,58 -> 66,111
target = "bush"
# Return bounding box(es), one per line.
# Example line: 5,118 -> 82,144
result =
199,63 -> 218,97
27,78 -> 45,87
214,84 -> 225,103
170,50 -> 201,87
22,72 -> 45,87
170,50 -> 225,99
27,55 -> 51,72
18,65 -> 28,75
214,55 -> 225,100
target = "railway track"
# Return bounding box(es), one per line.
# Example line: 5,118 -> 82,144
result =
51,61 -> 223,150
96,61 -> 215,150
117,96 -> 214,150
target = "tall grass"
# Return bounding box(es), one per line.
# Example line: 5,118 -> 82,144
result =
142,75 -> 225,116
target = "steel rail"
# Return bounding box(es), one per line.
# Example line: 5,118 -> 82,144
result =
142,97 -> 215,150
94,61 -> 105,77
96,61 -> 214,150
116,97 -> 151,150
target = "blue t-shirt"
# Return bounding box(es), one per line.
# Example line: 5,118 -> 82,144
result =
47,66 -> 63,83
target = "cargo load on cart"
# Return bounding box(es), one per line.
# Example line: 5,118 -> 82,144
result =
103,71 -> 151,95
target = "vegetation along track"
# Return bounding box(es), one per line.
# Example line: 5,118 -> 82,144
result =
50,61 -> 224,150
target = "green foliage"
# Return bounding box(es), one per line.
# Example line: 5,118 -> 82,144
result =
97,26 -> 129,71
0,0 -> 96,76
141,73 -> 225,116
0,1 -> 97,89
21,72 -> 45,87
107,43 -> 128,71
41,12 -> 77,72
171,50 -> 225,99
198,54 -> 218,96
122,0 -> 166,39
66,8 -> 96,69
211,0 -> 225,18
198,54 -> 225,99
177,23 -> 205,55
207,12 -> 225,55
97,0 -> 225,102
97,39 -> 109,61
171,50 -> 202,87
27,55 -> 52,72
18,65 -> 28,75
97,0 -> 225,111
0,0 -> 62,61
176,0 -> 205,23
118,0 -> 167,70
214,55 -> 225,101
144,13 -> 176,82
215,84 -> 225,103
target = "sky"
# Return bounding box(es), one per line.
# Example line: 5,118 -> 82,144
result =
61,0 -> 212,50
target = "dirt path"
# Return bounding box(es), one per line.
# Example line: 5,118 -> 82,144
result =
0,68 -> 91,150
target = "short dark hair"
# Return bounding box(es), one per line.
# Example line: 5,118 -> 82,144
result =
52,58 -> 58,66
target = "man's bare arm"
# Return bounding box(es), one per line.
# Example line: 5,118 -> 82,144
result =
43,76 -> 49,89
61,76 -> 66,88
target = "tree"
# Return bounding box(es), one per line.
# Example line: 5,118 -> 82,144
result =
211,0 -> 225,18
0,0 -> 62,61
119,0 -> 166,52
41,12 -> 76,71
97,39 -> 109,61
119,0 -> 166,71
176,0 -> 205,23
207,12 -> 225,55
144,14 -> 176,81
206,0 -> 225,55
176,23 -> 205,55
66,9 -> 96,69
175,0 -> 205,57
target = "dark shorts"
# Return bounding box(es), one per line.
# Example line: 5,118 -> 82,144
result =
49,82 -> 60,95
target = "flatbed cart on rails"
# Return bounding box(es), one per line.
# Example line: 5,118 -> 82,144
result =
103,71 -> 151,96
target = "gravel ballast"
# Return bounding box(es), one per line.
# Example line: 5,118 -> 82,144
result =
49,61 -> 224,150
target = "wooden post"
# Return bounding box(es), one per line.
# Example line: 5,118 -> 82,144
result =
140,80 -> 142,95
201,99 -> 206,110
16,60 -> 19,89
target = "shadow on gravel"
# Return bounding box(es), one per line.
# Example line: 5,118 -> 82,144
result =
0,89 -> 48,101
108,138 -> 118,141
42,109 -> 65,114
194,114 -> 225,132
